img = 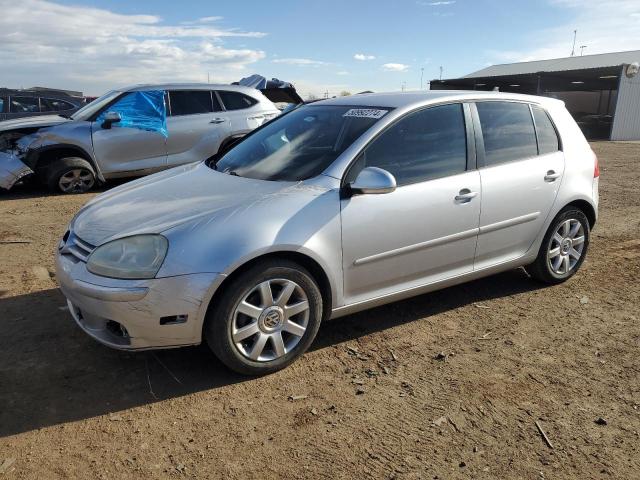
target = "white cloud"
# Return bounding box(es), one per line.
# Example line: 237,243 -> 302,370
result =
354,53 -> 376,61
272,58 -> 329,66
0,0 -> 266,94
382,63 -> 410,72
336,71 -> 350,76
487,0 -> 640,64
417,1 -> 455,5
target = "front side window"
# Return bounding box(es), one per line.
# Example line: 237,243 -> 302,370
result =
169,90 -> 214,116
476,101 -> 537,166
213,105 -> 390,181
41,98 -> 75,112
531,106 -> 560,155
353,104 -> 467,186
71,90 -> 121,121
218,91 -> 258,110
10,96 -> 40,113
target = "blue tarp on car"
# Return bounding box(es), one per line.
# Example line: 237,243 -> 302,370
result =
96,90 -> 167,137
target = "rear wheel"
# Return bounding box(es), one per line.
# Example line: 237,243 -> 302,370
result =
46,157 -> 96,194
525,207 -> 590,284
205,259 -> 323,375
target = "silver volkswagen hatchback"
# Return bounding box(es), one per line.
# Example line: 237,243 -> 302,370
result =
56,91 -> 599,375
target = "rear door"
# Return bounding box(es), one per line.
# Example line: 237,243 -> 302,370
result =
165,90 -> 231,166
473,101 -> 564,269
216,90 -> 276,135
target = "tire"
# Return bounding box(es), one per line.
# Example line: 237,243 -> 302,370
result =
525,207 -> 590,284
46,157 -> 96,194
205,259 -> 323,375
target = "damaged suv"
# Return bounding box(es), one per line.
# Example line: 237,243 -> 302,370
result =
0,83 -> 284,193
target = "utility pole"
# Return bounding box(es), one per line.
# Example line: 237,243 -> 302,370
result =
570,29 -> 577,56
207,72 -> 210,84
401,82 -> 406,92
420,68 -> 424,90
439,66 -> 443,80
580,45 -> 587,56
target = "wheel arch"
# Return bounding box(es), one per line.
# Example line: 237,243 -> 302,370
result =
564,198 -> 597,228
28,144 -> 103,182
202,250 -> 334,332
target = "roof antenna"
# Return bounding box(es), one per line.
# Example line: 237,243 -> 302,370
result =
570,29 -> 577,56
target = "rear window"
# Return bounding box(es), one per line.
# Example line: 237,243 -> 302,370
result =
218,91 -> 258,110
476,101 -> 538,166
10,96 -> 40,113
531,106 -> 560,155
40,98 -> 75,112
169,90 -> 214,116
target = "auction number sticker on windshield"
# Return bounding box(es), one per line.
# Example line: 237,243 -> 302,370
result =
343,109 -> 388,119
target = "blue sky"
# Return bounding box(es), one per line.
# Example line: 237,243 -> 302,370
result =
1,0 -> 639,97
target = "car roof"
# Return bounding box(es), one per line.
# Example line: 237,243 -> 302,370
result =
119,83 -> 258,94
314,90 -> 564,109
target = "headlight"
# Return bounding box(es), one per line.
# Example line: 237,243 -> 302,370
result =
87,235 -> 168,279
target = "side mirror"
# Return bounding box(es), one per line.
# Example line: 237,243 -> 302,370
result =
101,111 -> 121,129
349,167 -> 397,195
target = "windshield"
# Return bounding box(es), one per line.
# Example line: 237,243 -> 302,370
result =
71,90 -> 122,121
213,105 -> 391,181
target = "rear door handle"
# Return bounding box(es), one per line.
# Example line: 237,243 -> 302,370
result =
544,170 -> 561,182
210,118 -> 226,124
454,189 -> 478,203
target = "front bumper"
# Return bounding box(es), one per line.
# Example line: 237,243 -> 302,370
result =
0,151 -> 33,190
55,248 -> 222,350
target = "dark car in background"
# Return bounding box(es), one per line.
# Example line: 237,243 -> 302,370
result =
0,89 -> 81,121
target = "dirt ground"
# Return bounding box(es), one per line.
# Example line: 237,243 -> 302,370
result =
0,142 -> 638,479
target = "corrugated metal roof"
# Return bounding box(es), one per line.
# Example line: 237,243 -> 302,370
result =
464,50 -> 640,78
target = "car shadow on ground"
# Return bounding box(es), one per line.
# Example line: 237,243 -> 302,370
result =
0,177 -> 133,200
0,268 -> 544,437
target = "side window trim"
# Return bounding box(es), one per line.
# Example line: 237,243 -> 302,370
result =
528,104 -> 542,155
462,102 -> 477,171
530,104 -> 563,153
213,91 -> 226,111
342,101 -> 470,187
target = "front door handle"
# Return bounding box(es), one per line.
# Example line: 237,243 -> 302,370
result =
454,189 -> 478,203
210,118 -> 226,124
544,170 -> 561,182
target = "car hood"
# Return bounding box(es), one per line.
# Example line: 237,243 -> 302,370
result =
0,115 -> 71,133
71,162 -> 298,246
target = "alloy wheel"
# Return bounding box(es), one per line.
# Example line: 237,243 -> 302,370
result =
547,218 -> 585,275
231,278 -> 310,362
58,168 -> 94,193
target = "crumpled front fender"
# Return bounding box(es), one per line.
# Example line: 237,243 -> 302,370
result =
0,151 -> 33,190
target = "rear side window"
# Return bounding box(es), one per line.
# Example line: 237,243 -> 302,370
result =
218,91 -> 258,110
41,98 -> 75,112
10,96 -> 40,113
360,103 -> 467,186
169,91 -> 214,116
476,102 -> 537,166
0,97 -> 5,113
531,106 -> 560,155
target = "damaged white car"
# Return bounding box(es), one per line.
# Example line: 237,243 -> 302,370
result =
0,81 -> 300,193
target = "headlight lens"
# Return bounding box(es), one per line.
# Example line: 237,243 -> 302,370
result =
87,235 -> 168,279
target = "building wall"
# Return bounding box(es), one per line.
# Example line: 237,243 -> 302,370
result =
611,66 -> 640,140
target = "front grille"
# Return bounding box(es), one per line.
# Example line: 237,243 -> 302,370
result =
61,231 -> 95,263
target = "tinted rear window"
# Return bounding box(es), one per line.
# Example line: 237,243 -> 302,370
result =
169,91 -> 213,116
218,91 -> 258,110
41,98 -> 75,112
532,106 -> 560,155
11,96 -> 40,113
477,102 -> 537,166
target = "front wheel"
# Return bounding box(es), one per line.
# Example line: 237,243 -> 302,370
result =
205,259 -> 323,375
525,207 -> 590,284
46,157 -> 96,194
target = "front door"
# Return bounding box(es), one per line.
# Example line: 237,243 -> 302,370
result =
473,101 -> 565,269
340,103 -> 481,305
91,91 -> 167,176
